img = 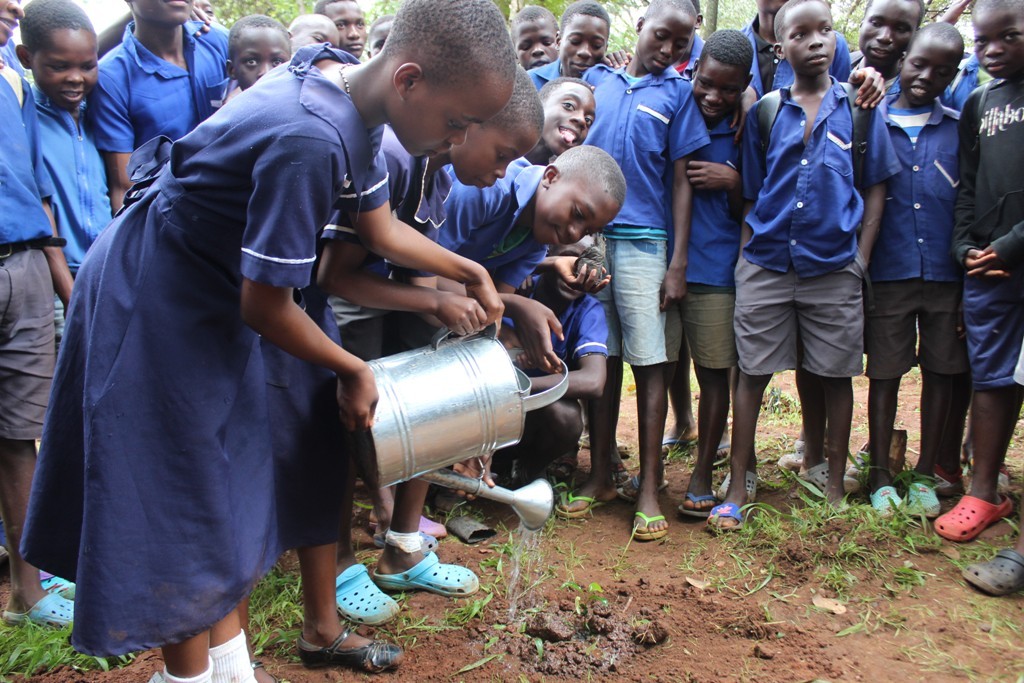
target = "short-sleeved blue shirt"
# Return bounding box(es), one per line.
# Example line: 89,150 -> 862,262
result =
0,69 -> 54,244
685,117 -> 742,287
506,288 -> 608,371
870,95 -> 961,283
322,125 -> 449,276
741,20 -> 852,98
583,64 -> 709,239
34,88 -> 112,274
90,21 -> 229,153
435,159 -> 547,289
527,60 -> 562,91
167,45 -> 387,289
741,79 -> 901,278
942,54 -> 981,112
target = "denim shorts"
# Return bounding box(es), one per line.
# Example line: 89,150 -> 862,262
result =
596,238 -> 668,366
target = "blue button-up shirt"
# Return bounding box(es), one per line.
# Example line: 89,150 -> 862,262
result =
584,64 -> 709,239
686,117 -> 742,287
942,54 -> 981,112
527,60 -> 562,91
870,95 -> 961,283
436,159 -> 547,289
90,21 -> 228,153
741,79 -> 900,278
34,87 -> 112,274
0,69 -> 53,244
741,20 -> 852,98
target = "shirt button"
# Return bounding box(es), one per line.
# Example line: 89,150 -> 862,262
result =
800,120 -> 806,127
791,239 -> 797,246
626,89 -> 632,94
801,159 -> 808,165
918,238 -> 924,244
796,201 -> 804,208
913,165 -> 920,172
914,203 -> 921,209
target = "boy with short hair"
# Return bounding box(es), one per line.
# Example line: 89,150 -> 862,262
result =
667,29 -> 752,517
526,76 -> 595,164
91,0 -> 228,212
17,0 -> 111,278
512,5 -> 559,70
314,0 -> 365,58
226,15 -> 290,94
710,0 -> 900,528
288,13 -> 339,51
851,0 -> 925,94
0,0 -> 75,630
935,0 -> 1024,543
560,0 -> 709,542
366,14 -> 393,58
527,0 -> 611,89
864,22 -> 968,518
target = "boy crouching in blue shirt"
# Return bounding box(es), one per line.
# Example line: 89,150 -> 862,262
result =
864,23 -> 969,518
711,0 -> 900,528
562,0 -> 709,542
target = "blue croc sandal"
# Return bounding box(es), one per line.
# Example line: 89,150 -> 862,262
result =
707,502 -> 744,531
2,592 -> 73,628
40,575 -> 76,600
335,564 -> 400,626
373,552 -> 479,598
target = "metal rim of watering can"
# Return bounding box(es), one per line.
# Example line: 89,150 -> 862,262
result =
429,322 -> 498,350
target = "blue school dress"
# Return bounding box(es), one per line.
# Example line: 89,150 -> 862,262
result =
21,45 -> 384,657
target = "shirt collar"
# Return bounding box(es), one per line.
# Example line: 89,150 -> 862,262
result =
707,115 -> 738,137
122,20 -> 197,78
511,164 -> 545,223
882,92 -> 958,127
779,76 -> 845,117
31,84 -> 86,128
613,64 -> 681,88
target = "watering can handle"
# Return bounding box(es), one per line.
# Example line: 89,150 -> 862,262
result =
430,322 -> 498,350
520,359 -> 570,413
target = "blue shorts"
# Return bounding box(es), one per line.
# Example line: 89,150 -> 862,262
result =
963,268 -> 1024,391
597,238 -> 668,366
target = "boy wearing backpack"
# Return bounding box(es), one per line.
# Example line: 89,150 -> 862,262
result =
709,0 -> 900,528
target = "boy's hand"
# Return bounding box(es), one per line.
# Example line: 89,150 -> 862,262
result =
686,161 -> 740,192
848,67 -> 886,108
732,86 -> 758,143
464,275 -> 505,327
190,4 -> 212,33
337,363 -> 379,431
435,291 -> 488,337
604,50 -> 632,69
965,246 -> 1011,278
452,455 -> 495,497
554,255 -> 610,293
510,297 -> 563,374
661,264 -> 687,310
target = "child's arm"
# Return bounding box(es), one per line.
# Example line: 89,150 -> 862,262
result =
41,200 -> 73,307
664,155 -> 695,310
524,353 -> 605,399
857,182 -> 887,264
533,255 -> 610,293
102,152 -> 132,213
687,160 -> 743,219
240,278 -> 377,430
318,240 -> 489,337
352,206 -> 504,324
499,284 -> 563,374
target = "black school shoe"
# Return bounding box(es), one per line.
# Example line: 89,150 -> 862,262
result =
297,629 -> 403,672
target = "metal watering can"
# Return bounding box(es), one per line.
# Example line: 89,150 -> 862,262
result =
362,325 -> 566,530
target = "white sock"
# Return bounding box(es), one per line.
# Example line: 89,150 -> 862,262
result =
162,659 -> 213,683
385,529 -> 422,554
210,631 -> 257,683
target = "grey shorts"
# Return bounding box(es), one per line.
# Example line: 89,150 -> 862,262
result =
865,279 -> 968,379
330,295 -> 388,362
0,249 -> 56,440
734,255 -> 865,378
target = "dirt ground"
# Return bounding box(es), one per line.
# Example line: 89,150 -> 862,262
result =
5,369 -> 1024,682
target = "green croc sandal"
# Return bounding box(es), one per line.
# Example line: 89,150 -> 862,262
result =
906,482 -> 941,519
870,485 -> 902,518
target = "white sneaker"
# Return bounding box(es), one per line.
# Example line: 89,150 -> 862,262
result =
778,439 -> 805,472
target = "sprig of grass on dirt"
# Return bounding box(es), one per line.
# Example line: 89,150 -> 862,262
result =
0,623 -> 133,680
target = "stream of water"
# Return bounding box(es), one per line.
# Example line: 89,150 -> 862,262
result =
505,525 -> 543,622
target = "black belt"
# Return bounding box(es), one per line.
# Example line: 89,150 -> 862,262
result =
0,237 -> 67,259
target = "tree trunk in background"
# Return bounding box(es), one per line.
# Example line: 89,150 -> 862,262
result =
704,0 -> 719,35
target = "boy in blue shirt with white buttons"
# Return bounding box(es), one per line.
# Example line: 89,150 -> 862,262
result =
560,0 -> 709,542
711,0 -> 900,528
863,23 -> 969,518
90,0 -> 228,211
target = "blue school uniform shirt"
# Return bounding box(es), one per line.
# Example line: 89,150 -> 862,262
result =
741,19 -> 852,98
435,158 -> 547,289
322,125 -> 450,276
741,78 -> 901,278
90,21 -> 229,153
870,95 -> 961,283
583,64 -> 709,240
528,60 -> 562,90
677,33 -> 704,80
685,117 -> 742,288
942,54 -> 982,112
33,88 -> 111,274
0,41 -> 23,75
0,66 -> 53,244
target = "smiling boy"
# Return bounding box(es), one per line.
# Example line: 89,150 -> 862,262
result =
527,0 -> 611,89
852,0 -> 925,93
526,76 -> 595,164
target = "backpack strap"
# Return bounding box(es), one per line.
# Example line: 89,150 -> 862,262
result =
757,90 -> 783,172
840,82 -> 870,189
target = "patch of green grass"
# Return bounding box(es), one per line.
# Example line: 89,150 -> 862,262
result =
0,623 -> 133,679
246,565 -> 305,658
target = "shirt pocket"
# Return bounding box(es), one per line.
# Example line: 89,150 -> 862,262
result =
204,77 -> 229,111
925,152 -> 959,203
632,104 -> 671,153
823,123 -> 854,177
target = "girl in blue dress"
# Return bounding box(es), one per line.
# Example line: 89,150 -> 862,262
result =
21,0 -> 517,679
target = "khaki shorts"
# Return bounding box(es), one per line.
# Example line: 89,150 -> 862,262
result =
734,255 -> 865,378
666,290 -> 737,369
864,279 -> 968,379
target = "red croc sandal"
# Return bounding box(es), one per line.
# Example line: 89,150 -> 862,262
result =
935,495 -> 1013,542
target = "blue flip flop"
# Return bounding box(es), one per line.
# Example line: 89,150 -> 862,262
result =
678,492 -> 717,518
335,564 -> 400,626
40,575 -> 76,600
707,502 -> 744,531
2,592 -> 74,628
373,552 -> 479,598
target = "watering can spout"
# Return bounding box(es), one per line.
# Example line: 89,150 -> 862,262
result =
418,469 -> 554,531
